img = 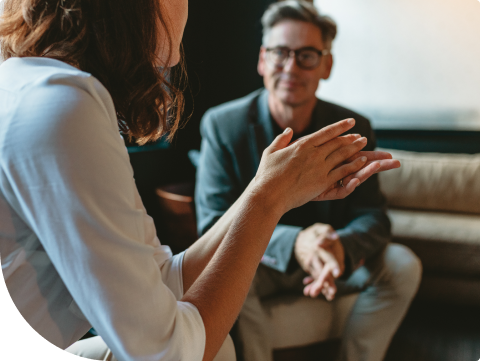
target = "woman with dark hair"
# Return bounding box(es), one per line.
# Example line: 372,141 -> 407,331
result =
0,0 -> 399,360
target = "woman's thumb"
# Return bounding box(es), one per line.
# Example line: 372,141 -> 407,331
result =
266,127 -> 293,154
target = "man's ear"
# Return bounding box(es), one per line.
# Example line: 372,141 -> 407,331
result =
322,53 -> 333,80
258,47 -> 266,76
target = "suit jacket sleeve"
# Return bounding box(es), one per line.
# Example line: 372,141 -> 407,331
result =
336,121 -> 391,277
195,108 -> 301,273
195,110 -> 241,236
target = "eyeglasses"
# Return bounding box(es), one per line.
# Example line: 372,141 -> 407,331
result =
264,46 -> 330,70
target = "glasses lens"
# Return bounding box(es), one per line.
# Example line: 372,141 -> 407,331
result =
267,48 -> 289,67
296,50 -> 320,69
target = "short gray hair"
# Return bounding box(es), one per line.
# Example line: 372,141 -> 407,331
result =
261,1 -> 337,49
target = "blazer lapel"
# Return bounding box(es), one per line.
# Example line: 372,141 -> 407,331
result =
248,89 -> 274,171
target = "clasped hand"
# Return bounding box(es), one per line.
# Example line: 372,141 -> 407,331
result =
295,223 -> 344,300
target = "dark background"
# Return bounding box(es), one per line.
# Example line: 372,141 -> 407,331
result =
128,0 -> 276,239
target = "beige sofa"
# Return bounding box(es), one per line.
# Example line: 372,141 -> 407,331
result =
378,148 -> 480,305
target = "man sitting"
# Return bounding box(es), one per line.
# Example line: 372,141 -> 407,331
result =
195,2 -> 421,361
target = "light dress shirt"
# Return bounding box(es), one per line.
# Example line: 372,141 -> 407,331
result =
0,57 -> 205,361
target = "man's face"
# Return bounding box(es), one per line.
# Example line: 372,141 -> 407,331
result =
258,20 -> 332,107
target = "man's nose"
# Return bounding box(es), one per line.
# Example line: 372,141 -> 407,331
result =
282,52 -> 300,72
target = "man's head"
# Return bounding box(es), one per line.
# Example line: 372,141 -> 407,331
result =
258,1 -> 337,107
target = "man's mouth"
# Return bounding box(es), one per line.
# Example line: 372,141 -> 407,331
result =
278,79 -> 302,88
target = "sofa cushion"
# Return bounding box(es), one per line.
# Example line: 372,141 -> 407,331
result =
388,209 -> 480,277
378,148 -> 480,215
262,293 -> 358,349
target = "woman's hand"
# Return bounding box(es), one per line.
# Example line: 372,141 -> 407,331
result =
254,118 -> 375,214
312,150 -> 401,201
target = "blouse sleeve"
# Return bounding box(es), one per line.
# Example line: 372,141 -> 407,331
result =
2,73 -> 205,361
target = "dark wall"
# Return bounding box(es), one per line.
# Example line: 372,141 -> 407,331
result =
130,0 -> 276,235
375,130 -> 480,154
173,0 -> 275,153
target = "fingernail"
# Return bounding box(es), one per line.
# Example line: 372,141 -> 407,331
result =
359,137 -> 367,144
283,127 -> 291,134
333,268 -> 340,277
347,118 -> 355,125
361,156 -> 367,162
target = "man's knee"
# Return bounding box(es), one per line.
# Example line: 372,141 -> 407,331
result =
381,243 -> 422,298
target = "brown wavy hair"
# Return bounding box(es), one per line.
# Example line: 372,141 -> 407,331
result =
262,1 -> 337,49
0,0 -> 186,144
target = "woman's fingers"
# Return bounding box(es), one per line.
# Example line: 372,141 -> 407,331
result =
373,159 -> 401,172
304,118 -> 356,147
342,159 -> 401,185
256,119 -> 400,211
342,161 -> 381,185
311,176 -> 359,201
345,150 -> 393,164
325,137 -> 368,167
314,133 -> 361,157
311,157 -> 401,202
328,156 -> 367,184
264,127 -> 293,155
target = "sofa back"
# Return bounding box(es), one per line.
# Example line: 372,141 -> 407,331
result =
378,148 -> 480,215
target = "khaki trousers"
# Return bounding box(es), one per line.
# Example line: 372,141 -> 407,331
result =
236,243 -> 422,361
66,333 -> 236,361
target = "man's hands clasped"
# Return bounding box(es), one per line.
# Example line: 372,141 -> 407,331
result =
295,223 -> 345,301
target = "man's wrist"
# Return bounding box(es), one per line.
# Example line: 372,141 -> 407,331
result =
293,228 -> 317,273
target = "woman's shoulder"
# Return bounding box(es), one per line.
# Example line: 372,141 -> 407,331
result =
0,57 -> 115,121
2,57 -> 88,94
0,57 -> 119,157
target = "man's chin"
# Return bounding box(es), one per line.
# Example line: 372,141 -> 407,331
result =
276,91 -> 308,107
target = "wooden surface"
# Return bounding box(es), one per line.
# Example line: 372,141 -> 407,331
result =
155,182 -> 198,255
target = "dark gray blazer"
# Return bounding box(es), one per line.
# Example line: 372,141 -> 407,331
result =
195,88 -> 391,276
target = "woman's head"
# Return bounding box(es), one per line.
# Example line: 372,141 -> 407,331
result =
0,0 -> 188,144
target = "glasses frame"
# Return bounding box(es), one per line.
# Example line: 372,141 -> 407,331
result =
264,46 -> 330,70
